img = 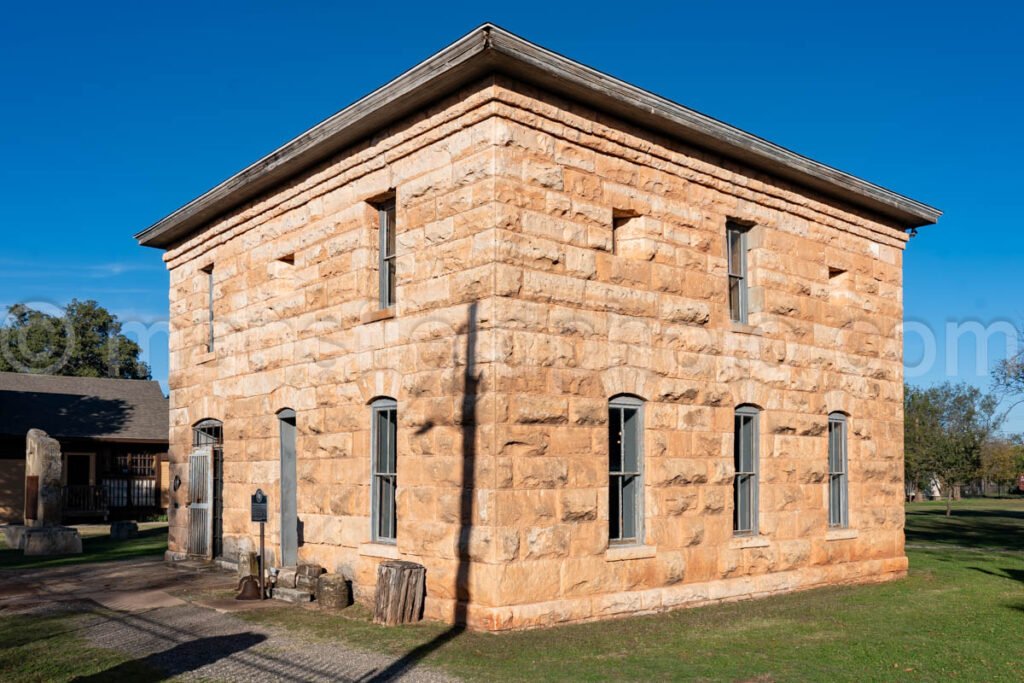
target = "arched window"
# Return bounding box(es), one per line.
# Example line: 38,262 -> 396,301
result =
828,412 -> 849,528
609,395 -> 644,545
371,398 -> 398,543
192,419 -> 223,447
733,405 -> 760,535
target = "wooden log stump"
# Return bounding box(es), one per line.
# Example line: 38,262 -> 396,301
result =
373,560 -> 425,626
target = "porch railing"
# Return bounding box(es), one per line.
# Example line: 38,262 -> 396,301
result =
62,485 -> 108,515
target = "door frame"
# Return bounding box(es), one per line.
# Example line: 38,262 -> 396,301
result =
278,408 -> 298,567
62,452 -> 95,487
187,446 -> 214,559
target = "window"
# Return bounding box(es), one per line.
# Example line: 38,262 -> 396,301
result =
726,222 -> 749,323
378,199 -> 396,309
609,395 -> 643,544
733,406 -> 759,535
371,398 -> 398,542
828,413 -> 849,528
192,419 -> 223,448
202,265 -> 215,351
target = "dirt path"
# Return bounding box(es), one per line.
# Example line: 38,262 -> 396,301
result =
0,558 -> 457,682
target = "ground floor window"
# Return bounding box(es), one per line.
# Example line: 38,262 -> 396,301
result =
372,398 -> 398,543
734,406 -> 760,535
609,395 -> 643,544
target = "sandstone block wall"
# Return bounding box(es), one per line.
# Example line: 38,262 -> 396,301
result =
162,74 -> 908,630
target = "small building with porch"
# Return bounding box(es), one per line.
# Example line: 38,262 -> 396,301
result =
0,372 -> 169,523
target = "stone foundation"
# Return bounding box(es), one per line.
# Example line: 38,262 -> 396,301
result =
457,556 -> 908,631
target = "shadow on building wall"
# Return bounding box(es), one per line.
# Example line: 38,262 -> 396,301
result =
366,300 -> 479,681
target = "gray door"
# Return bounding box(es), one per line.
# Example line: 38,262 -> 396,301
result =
278,409 -> 297,566
187,447 -> 213,558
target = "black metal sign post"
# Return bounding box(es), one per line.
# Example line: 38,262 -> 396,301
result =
251,489 -> 268,600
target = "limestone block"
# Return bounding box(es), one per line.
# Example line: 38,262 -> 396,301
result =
316,573 -> 354,609
273,586 -> 313,603
276,567 -> 298,589
110,521 -> 139,540
296,563 -> 326,592
23,527 -> 82,556
238,551 -> 260,579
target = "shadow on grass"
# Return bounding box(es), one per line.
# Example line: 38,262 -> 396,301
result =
969,566 -> 1024,587
0,526 -> 167,570
69,633 -> 266,682
905,506 -> 1024,552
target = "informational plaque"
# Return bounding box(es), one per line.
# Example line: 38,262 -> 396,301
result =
251,488 -> 268,523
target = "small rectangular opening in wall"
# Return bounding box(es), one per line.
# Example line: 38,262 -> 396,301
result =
278,253 -> 295,265
828,267 -> 847,280
612,210 -> 638,255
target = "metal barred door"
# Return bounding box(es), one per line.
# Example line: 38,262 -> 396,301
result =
188,447 -> 213,558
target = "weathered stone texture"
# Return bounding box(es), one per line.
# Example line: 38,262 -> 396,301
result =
163,74 -> 908,630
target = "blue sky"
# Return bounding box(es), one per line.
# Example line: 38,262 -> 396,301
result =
2,1 -> 1021,430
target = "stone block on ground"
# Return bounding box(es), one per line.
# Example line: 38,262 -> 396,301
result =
276,566 -> 298,589
295,563 -> 325,591
110,521 -> 139,540
238,551 -> 260,579
23,526 -> 82,556
1,524 -> 27,549
316,574 -> 353,609
272,586 -> 313,604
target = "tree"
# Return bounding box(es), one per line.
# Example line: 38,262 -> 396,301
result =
980,437 -> 1024,494
0,300 -> 150,380
904,382 -> 1001,516
993,348 -> 1024,401
904,383 -> 939,501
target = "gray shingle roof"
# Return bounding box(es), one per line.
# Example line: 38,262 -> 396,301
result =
0,372 -> 168,442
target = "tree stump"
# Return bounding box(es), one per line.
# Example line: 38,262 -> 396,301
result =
373,560 -> 426,626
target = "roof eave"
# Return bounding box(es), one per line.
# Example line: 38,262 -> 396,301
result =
136,24 -> 939,250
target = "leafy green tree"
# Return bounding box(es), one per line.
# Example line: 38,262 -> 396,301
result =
980,436 -> 1024,493
904,383 -> 939,501
904,382 -> 1001,515
0,300 -> 150,379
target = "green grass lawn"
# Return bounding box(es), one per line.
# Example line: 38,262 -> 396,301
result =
2,504 -> 1023,681
0,523 -> 167,570
235,498 -> 1024,682
0,612 -> 162,682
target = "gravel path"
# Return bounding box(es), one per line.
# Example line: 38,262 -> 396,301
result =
79,603 -> 455,682
1,558 -> 457,682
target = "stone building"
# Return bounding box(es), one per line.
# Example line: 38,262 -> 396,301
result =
136,25 -> 939,630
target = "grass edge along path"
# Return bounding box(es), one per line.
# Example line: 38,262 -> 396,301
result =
235,499 -> 1024,682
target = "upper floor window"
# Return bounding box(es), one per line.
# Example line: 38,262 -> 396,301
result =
201,265 -> 215,351
371,397 -> 398,543
828,413 -> 849,528
734,405 -> 760,535
609,395 -> 644,545
378,199 -> 396,309
726,222 -> 749,323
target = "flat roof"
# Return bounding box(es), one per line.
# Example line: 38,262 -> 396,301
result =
136,23 -> 940,249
